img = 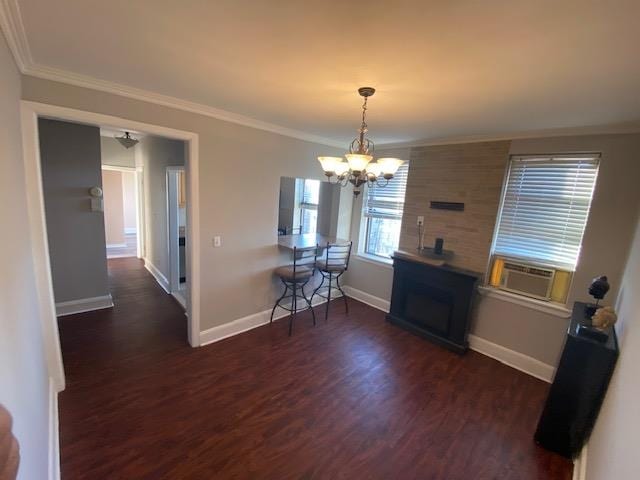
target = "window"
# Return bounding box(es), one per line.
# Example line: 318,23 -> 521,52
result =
362,163 -> 409,258
489,154 -> 600,302
299,178 -> 320,234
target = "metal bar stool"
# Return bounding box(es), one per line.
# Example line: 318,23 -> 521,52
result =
311,241 -> 352,320
270,246 -> 318,335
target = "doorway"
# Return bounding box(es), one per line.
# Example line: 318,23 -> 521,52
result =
167,167 -> 187,307
102,166 -> 141,259
21,101 -> 201,393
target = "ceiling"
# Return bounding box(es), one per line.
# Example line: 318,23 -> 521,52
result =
10,0 -> 640,145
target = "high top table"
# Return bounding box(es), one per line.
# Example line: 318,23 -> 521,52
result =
277,233 -> 348,251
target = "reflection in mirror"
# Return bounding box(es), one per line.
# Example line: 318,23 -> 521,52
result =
278,177 -> 341,237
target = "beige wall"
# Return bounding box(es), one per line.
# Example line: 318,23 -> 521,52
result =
39,118 -> 110,304
122,171 -> 137,232
102,169 -> 126,245
0,31 -> 51,480
586,212 -> 640,480
346,135 -> 640,366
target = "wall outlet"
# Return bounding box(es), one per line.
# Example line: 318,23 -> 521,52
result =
213,236 -> 222,247
417,216 -> 424,226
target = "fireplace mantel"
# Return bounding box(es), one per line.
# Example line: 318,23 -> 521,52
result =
387,251 -> 480,353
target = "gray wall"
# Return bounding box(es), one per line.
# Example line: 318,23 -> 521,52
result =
346,136 -> 640,366
586,212 -> 640,480
101,136 -> 135,167
0,31 -> 51,480
317,181 -> 341,237
140,135 -> 185,280
39,118 -> 110,303
278,177 -> 296,233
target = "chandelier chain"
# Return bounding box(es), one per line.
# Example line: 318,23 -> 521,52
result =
360,96 -> 368,133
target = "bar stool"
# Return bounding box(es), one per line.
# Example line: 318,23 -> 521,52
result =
270,246 -> 318,335
311,241 -> 353,320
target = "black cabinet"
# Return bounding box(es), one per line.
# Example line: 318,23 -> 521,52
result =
534,302 -> 619,458
387,252 -> 479,353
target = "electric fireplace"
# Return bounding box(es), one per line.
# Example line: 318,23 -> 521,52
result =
387,251 -> 479,353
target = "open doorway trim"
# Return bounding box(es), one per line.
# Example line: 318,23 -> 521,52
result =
166,165 -> 186,307
21,101 -> 202,392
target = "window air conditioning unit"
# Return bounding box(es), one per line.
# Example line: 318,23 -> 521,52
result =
498,261 -> 555,300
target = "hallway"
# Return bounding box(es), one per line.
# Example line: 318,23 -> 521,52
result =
57,258 -> 571,479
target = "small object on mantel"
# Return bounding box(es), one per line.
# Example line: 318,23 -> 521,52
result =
418,237 -> 453,264
434,237 -> 444,255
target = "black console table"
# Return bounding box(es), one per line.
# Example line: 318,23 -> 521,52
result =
534,301 -> 619,458
387,251 -> 479,354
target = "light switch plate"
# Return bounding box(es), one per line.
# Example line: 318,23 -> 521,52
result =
213,236 -> 222,247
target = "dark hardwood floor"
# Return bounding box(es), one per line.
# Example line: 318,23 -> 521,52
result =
58,257 -> 572,479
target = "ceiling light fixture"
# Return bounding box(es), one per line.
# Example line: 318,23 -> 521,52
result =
116,131 -> 139,149
318,87 -> 405,197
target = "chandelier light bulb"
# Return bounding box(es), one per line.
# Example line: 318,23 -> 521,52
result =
318,156 -> 342,176
345,154 -> 372,172
378,158 -> 404,176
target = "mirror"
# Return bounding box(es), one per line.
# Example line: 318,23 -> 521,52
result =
278,177 -> 343,237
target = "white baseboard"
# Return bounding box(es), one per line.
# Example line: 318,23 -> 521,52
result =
342,285 -> 390,312
124,227 -> 137,234
172,290 -> 186,309
48,378 -> 60,480
573,444 -> 588,480
106,243 -> 127,248
467,334 -> 555,383
200,292 -> 339,346
55,294 -> 113,316
342,285 -> 556,383
144,259 -> 170,293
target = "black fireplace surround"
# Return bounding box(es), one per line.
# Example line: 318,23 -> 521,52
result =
387,252 -> 479,353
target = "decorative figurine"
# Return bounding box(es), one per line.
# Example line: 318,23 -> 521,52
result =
592,306 -> 618,330
586,275 -> 610,317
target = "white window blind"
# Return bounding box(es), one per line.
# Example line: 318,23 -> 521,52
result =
301,178 -> 320,207
493,154 -> 600,269
364,163 -> 409,221
299,179 -> 320,234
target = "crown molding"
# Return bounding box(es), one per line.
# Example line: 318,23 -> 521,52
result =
23,63 -> 345,148
0,1 -> 343,149
377,123 -> 640,150
0,0 -> 32,70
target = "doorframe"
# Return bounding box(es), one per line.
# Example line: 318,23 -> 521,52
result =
166,166 -> 185,303
21,101 -> 202,392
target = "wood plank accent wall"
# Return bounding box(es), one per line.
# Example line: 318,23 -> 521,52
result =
399,141 -> 511,274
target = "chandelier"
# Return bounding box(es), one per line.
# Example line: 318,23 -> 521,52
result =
116,131 -> 139,149
318,87 -> 405,196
